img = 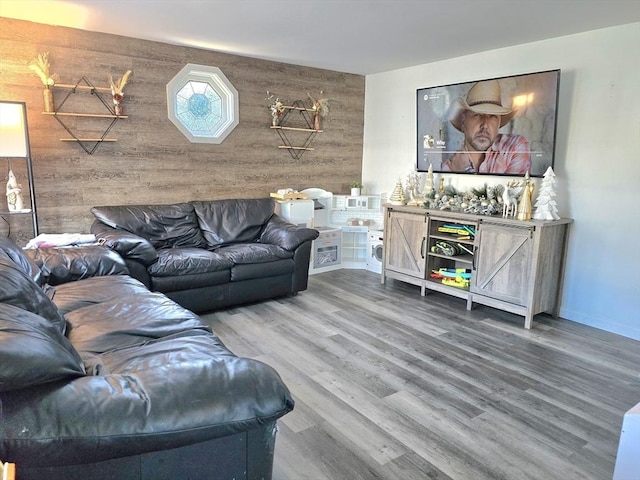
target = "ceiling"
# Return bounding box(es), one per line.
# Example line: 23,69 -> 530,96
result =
1,0 -> 639,75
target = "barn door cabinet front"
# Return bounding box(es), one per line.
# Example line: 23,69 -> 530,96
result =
382,209 -> 428,293
470,219 -> 571,329
472,222 -> 533,307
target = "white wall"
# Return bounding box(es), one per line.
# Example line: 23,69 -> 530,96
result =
363,23 -> 640,340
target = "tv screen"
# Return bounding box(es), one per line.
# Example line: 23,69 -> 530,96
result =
417,69 -> 560,177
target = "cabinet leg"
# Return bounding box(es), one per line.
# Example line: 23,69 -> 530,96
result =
466,296 -> 473,311
524,312 -> 533,329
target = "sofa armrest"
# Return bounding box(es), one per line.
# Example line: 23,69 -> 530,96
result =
90,220 -> 158,266
25,246 -> 129,286
259,215 -> 319,251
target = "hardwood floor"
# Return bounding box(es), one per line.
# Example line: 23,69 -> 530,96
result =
202,269 -> 640,480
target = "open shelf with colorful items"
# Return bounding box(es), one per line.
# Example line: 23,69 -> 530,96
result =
425,217 -> 477,296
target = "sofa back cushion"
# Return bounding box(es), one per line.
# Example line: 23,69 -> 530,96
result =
0,237 -> 44,286
26,245 -> 129,286
91,204 -> 208,249
192,198 -> 275,248
0,303 -> 85,391
0,257 -> 67,333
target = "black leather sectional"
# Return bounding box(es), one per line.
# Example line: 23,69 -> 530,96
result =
90,198 -> 319,312
0,238 -> 294,479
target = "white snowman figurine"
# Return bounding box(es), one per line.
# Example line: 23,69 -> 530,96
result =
6,169 -> 24,211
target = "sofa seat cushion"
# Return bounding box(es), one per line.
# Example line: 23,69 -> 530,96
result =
0,257 -> 67,334
192,199 -> 275,248
51,275 -> 150,315
0,337 -> 293,466
65,292 -> 211,354
216,243 -> 293,265
90,328 -> 230,375
91,203 -> 209,249
149,248 -> 233,277
152,271 -> 230,293
0,303 -> 85,391
231,260 -> 294,282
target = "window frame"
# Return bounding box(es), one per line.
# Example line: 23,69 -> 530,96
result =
166,64 -> 239,144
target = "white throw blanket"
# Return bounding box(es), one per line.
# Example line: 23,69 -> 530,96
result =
25,233 -> 97,249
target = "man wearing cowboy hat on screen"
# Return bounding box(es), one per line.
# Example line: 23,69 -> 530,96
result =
441,79 -> 531,174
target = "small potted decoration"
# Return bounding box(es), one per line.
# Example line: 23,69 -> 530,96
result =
350,181 -> 363,196
29,52 -> 58,113
109,70 -> 132,116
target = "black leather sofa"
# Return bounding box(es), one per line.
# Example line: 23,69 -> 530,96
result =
0,238 -> 294,480
90,198 -> 319,313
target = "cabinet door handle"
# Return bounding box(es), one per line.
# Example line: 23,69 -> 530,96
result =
472,246 -> 478,270
421,237 -> 426,258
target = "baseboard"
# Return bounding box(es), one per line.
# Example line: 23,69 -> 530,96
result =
559,307 -> 640,341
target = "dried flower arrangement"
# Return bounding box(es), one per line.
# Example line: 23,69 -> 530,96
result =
307,91 -> 329,117
266,91 -> 285,125
28,52 -> 58,88
108,70 -> 133,106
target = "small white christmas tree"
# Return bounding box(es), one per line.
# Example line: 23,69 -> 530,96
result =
423,163 -> 435,198
533,166 -> 560,220
389,178 -> 407,205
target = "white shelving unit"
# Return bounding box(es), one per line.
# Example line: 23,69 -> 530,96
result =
340,225 -> 369,267
330,195 -> 383,268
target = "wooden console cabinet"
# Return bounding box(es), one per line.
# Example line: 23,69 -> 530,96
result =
382,205 -> 572,329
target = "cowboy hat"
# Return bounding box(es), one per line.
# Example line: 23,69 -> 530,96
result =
449,79 -> 517,131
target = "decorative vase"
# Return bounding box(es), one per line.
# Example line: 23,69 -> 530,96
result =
43,88 -> 54,113
114,104 -> 123,116
350,187 -> 361,196
271,116 -> 278,126
314,112 -> 321,130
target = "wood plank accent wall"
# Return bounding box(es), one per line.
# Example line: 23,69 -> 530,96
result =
0,18 -> 365,244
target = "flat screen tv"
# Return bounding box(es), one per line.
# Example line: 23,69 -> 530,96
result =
417,69 -> 560,177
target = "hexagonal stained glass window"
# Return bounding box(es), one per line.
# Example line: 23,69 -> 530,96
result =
167,64 -> 239,144
176,82 -> 221,134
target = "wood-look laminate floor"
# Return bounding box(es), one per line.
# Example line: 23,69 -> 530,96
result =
202,269 -> 640,480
